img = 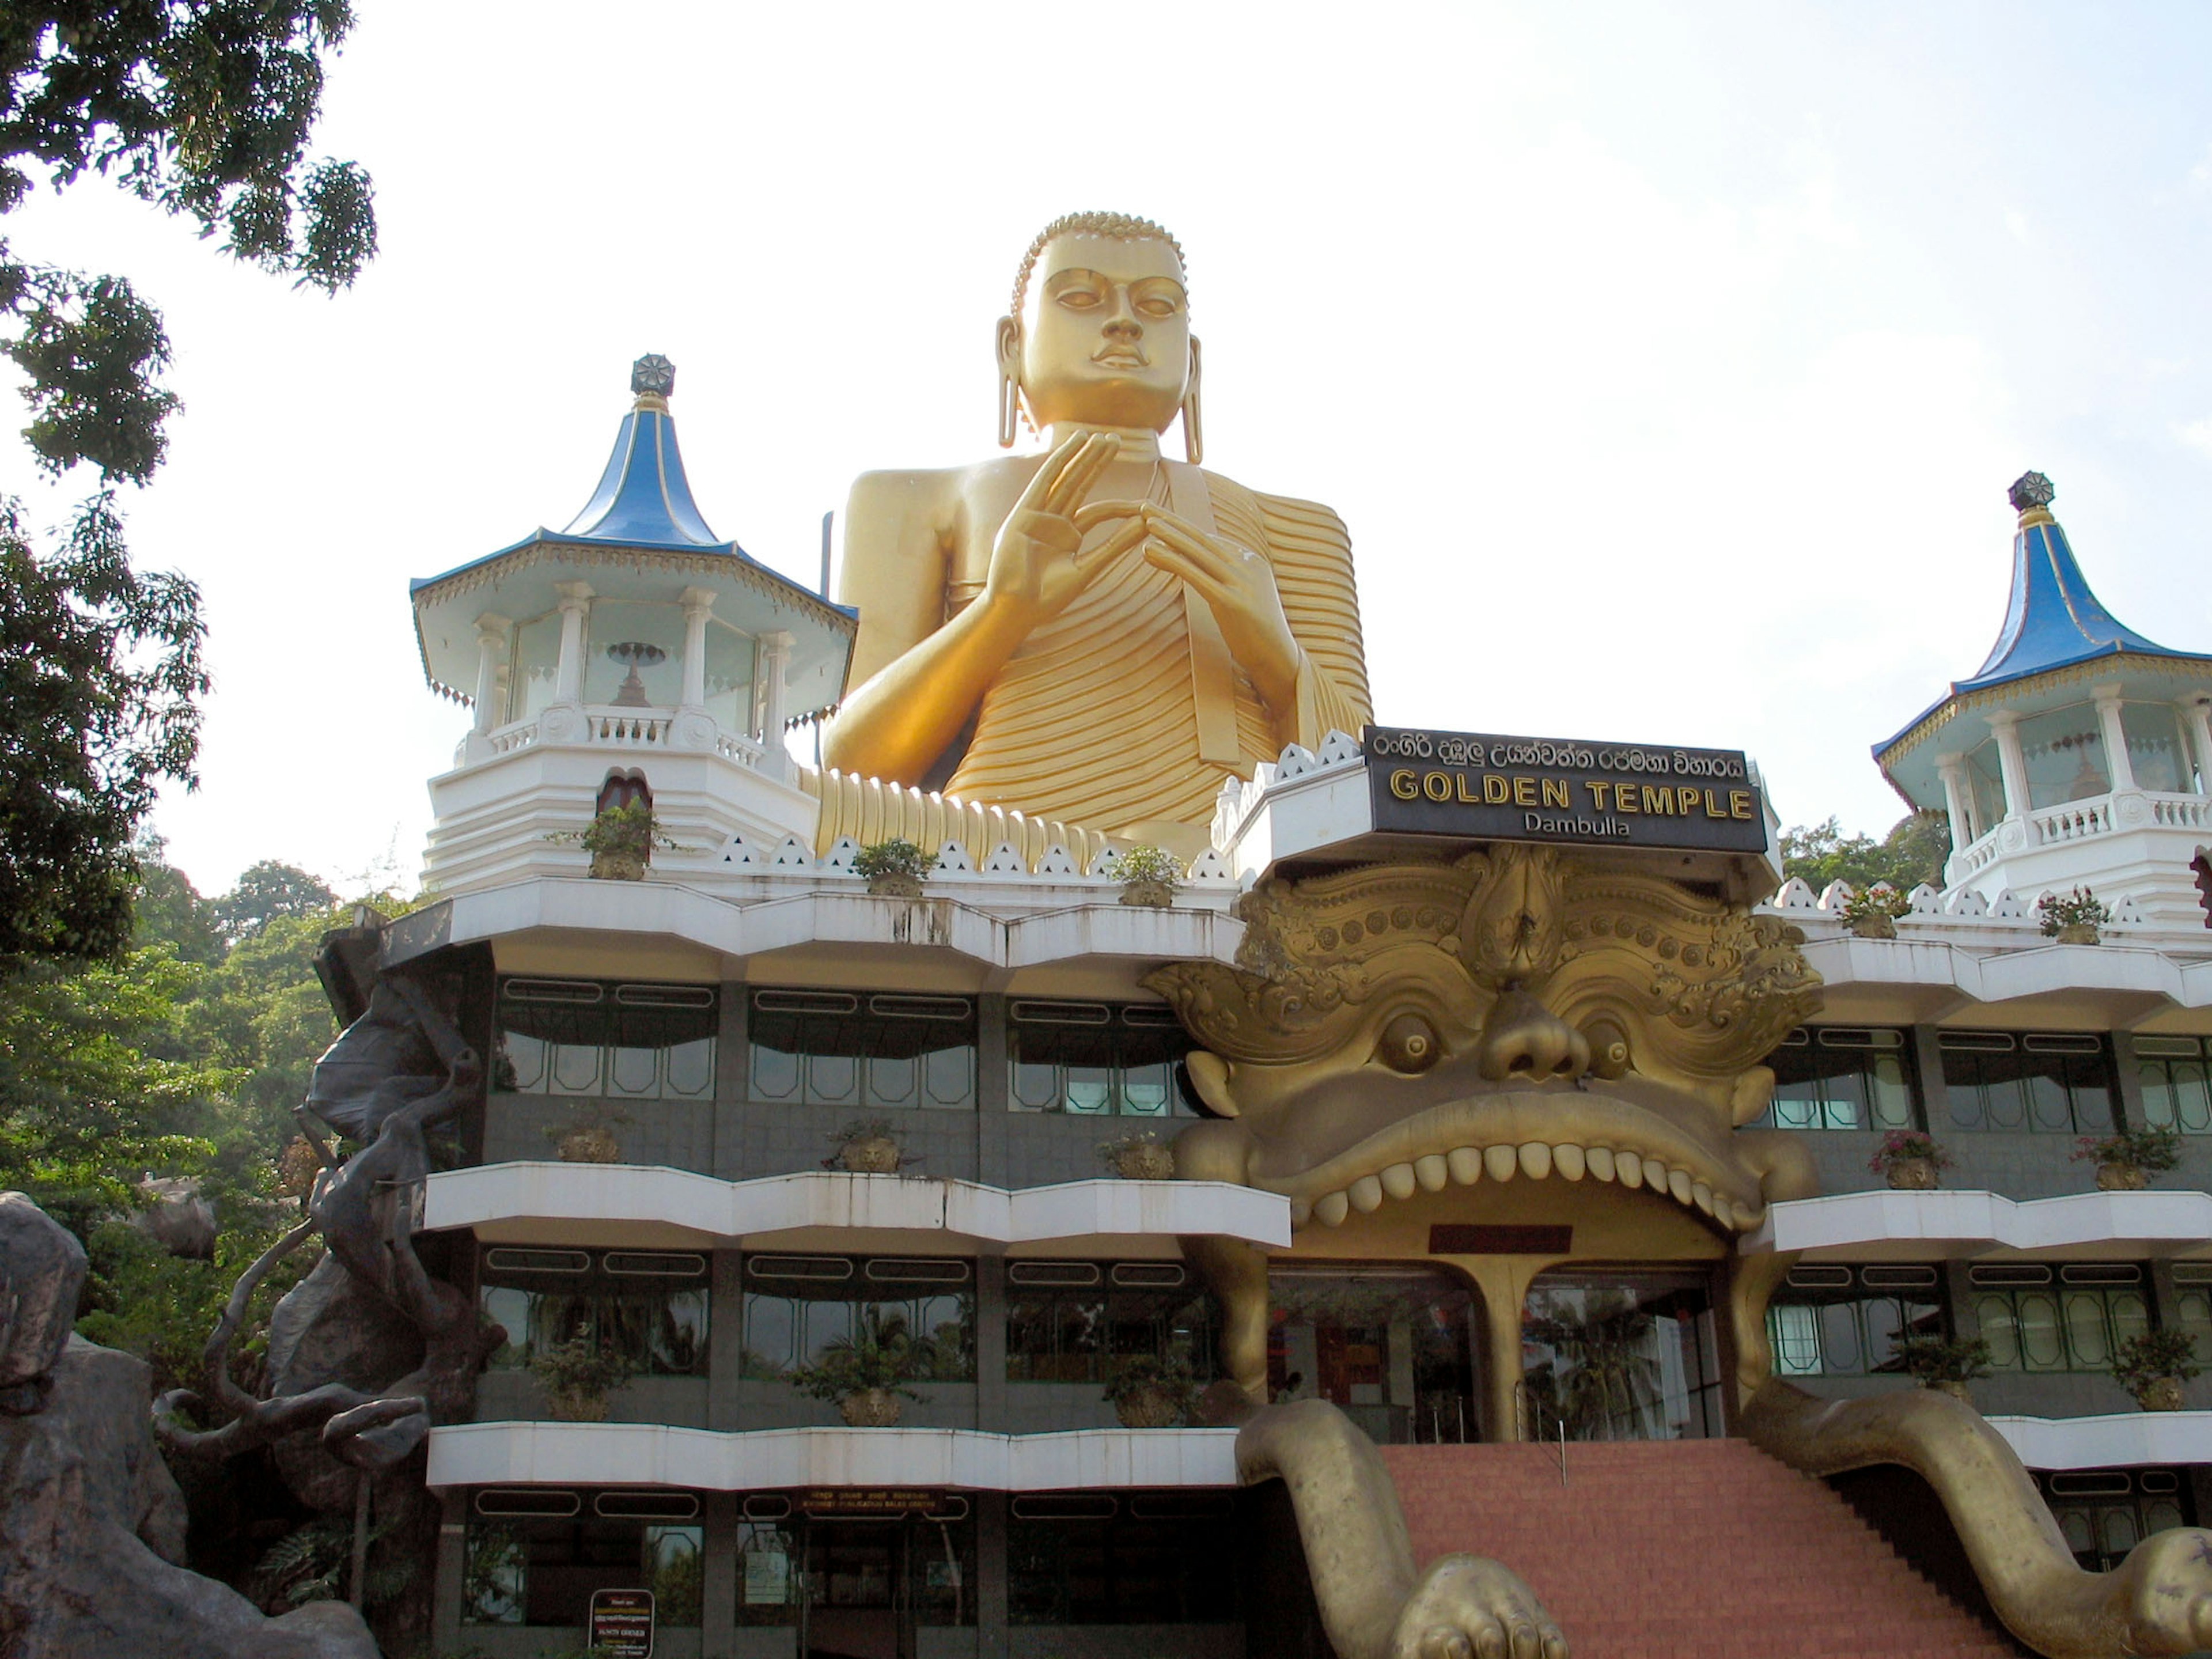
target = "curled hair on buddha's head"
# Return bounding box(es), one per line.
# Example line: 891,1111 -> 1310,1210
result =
1009,211 -> 1188,320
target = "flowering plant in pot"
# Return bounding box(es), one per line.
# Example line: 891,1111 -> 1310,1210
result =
1893,1334 -> 1992,1405
2070,1124 -> 2182,1192
1097,1130 -> 1176,1181
1113,844 -> 1180,908
853,838 -> 936,897
2037,886 -> 2112,945
826,1118 -> 904,1175
1103,1353 -> 1197,1428
541,1104 -> 631,1164
528,1334 -> 635,1422
788,1307 -> 931,1426
546,801 -> 683,880
2111,1330 -> 2202,1411
1839,884 -> 1912,940
1868,1128 -> 1951,1190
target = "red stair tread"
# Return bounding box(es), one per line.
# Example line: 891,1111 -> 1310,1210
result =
1378,1439 -> 2020,1659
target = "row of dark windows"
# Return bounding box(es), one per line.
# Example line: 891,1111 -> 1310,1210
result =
1767,1261 -> 2212,1378
493,980 -> 1197,1117
462,1489 -> 1236,1630
1753,1025 -> 2212,1137
478,1248 -> 1216,1386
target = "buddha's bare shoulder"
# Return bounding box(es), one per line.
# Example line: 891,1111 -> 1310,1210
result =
845,455 -> 1043,526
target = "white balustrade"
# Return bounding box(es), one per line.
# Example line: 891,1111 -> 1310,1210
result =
584,707 -> 672,747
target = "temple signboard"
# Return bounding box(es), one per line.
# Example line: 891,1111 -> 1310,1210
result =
1363,726 -> 1766,853
588,1588 -> 654,1657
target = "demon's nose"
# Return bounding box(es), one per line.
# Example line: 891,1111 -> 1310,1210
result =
1477,987 -> 1591,1082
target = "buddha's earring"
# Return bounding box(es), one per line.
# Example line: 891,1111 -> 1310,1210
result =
1181,336 -> 1204,465
998,368 -> 1021,449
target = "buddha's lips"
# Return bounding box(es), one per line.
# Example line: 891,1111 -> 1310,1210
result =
1247,1089 -> 1768,1235
1092,347 -> 1147,367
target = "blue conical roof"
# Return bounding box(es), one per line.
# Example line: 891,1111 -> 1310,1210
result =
558,354 -> 721,548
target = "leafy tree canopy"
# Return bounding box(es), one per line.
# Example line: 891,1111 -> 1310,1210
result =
1780,812 -> 1950,896
210,857 -> 336,943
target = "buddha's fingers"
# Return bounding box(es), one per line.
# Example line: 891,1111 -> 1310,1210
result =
1145,512 -> 1247,578
1045,431 -> 1122,515
1070,499 -> 1146,535
1077,516 -> 1152,576
1013,432 -> 1094,518
1142,537 -> 1232,601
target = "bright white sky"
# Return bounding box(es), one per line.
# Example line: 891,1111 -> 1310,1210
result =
10,2 -> 2212,898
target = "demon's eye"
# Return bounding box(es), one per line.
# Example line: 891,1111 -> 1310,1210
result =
1582,1015 -> 1632,1080
1376,1012 -> 1442,1075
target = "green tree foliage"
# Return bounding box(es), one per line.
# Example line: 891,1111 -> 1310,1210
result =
210,857 -> 336,944
0,3 -> 376,968
1779,812 -> 1950,895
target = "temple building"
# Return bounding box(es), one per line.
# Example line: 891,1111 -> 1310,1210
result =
361,316 -> 2212,1659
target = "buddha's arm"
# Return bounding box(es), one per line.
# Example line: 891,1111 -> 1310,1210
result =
1260,491 -> 1373,751
820,471 -> 1012,785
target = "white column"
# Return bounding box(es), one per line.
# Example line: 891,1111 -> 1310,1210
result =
471,613 -> 510,735
757,630 -> 793,778
2094,683 -> 2135,793
1936,755 -> 1973,851
1987,710 -> 2029,820
2182,697 -> 2212,796
679,587 -> 714,711
552,582 -> 593,705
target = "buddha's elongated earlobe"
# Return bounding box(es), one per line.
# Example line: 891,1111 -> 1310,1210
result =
996,316 -> 1022,449
1182,335 -> 1204,465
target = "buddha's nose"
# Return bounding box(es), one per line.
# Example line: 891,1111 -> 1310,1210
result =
1477,987 -> 1591,1083
1104,314 -> 1141,339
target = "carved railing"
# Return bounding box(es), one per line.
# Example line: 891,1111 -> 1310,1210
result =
1952,789 -> 2212,876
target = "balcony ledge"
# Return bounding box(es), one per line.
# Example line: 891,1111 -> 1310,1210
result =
1741,1187 -> 2212,1261
426,1421 -> 1240,1491
1986,1410 -> 2212,1471
426,1165 -> 1293,1250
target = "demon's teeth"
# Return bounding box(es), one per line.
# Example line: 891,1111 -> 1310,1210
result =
1617,1152 -> 1646,1190
1553,1144 -> 1586,1181
1483,1145 -> 1518,1182
1518,1143 -> 1552,1180
1315,1191 -> 1350,1226
1414,1154 -> 1450,1192
1349,1174 -> 1385,1213
1447,1147 -> 1484,1185
1586,1146 -> 1617,1183
1381,1163 -> 1419,1202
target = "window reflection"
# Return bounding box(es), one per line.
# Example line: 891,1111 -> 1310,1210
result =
1267,1266 -> 1479,1444
1521,1272 -> 1723,1442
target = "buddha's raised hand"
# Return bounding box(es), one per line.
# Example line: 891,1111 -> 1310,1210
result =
983,431 -> 1148,630
1142,503 -> 1301,711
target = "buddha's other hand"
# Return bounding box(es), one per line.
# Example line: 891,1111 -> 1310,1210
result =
983,431 -> 1149,630
1143,502 -> 1300,711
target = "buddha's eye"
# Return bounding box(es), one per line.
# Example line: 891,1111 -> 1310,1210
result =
1376,1012 -> 1441,1075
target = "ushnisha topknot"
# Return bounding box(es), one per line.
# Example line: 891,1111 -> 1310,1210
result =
1010,211 -> 1187,320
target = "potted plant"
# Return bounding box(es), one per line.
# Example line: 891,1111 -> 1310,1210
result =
789,1307 -> 930,1426
1840,884 -> 1912,940
2111,1330 -> 2203,1411
1869,1128 -> 1951,1191
1892,1334 -> 1992,1405
528,1334 -> 635,1422
2037,885 -> 2112,946
827,1118 -> 903,1174
853,838 -> 935,898
1104,1353 -> 1198,1427
1113,844 -> 1180,909
546,800 -> 683,881
541,1105 -> 630,1164
2071,1124 -> 2183,1191
1097,1130 -> 1176,1180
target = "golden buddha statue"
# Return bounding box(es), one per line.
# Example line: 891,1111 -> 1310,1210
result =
817,211 -> 1370,862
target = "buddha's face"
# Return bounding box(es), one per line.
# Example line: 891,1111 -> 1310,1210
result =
1007,233 -> 1191,433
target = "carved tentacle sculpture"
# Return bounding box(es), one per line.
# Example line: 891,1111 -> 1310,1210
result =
1239,1400 -> 1569,1659
1744,1381 -> 2212,1658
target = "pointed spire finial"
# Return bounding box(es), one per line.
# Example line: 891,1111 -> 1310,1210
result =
631,354 -> 676,403
2009,470 -> 2055,516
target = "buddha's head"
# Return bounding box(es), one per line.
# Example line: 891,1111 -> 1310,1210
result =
999,211 -> 1197,442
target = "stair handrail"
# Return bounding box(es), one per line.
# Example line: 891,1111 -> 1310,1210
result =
1513,1380 -> 1567,1485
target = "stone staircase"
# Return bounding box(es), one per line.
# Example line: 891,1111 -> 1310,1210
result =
1380,1438 -> 2024,1658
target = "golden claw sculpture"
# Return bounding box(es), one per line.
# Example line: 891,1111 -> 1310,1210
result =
1745,1381 -> 2212,1658
1240,1400 -> 1569,1659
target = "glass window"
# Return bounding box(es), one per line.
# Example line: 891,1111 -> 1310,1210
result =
1759,1028 -> 1918,1131
463,1508 -> 704,1627
738,1255 -> 975,1382
2173,1266 -> 2212,1366
1008,1495 -> 1238,1627
2122,704 -> 2194,794
478,1248 -> 709,1377
1766,1266 -> 1943,1376
1522,1272 -> 1724,1442
2135,1037 -> 2212,1135
2018,703 -> 2109,809
507,612 -> 563,727
1971,1264 -> 2149,1373
1267,1267 -> 1479,1445
1006,1261 -> 1217,1385
495,978 -> 717,1101
700,618 -> 756,736
1009,1002 -> 1194,1117
582,600 -> 685,709
748,990 -> 977,1111
2039,1472 -> 2194,1571
1964,740 -> 2008,835
1940,1031 -> 2114,1135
